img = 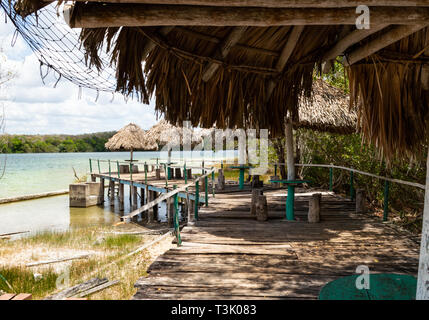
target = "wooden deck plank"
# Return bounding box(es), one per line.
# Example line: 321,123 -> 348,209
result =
133,189 -> 420,300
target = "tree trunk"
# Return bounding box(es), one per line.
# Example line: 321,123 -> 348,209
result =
273,138 -> 287,180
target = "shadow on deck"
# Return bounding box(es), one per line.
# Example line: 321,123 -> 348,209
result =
133,188 -> 420,300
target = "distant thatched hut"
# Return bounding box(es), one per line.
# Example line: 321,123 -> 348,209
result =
105,123 -> 158,161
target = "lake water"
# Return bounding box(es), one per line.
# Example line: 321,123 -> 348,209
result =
0,151 -> 236,236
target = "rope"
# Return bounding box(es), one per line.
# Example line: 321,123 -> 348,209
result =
1,1 -> 116,92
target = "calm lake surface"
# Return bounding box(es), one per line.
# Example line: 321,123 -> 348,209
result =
0,151 -> 235,236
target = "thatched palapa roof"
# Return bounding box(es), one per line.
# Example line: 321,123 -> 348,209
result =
105,123 -> 158,151
16,1 -> 429,160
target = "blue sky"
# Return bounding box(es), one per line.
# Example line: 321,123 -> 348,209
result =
0,17 -> 159,135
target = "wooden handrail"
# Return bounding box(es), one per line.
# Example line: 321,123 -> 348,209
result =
121,168 -> 216,221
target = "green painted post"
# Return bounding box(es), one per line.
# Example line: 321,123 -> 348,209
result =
117,161 -> 120,178
194,181 -> 199,221
167,162 -> 171,180
274,164 -> 278,177
383,180 -> 390,221
144,161 -> 147,184
173,184 -> 181,246
286,185 -> 295,221
184,163 -> 187,184
89,159 -> 93,174
212,171 -> 215,198
97,159 -> 101,174
221,160 -> 224,169
205,175 -> 208,207
108,160 -> 111,177
239,168 -> 244,190
129,163 -> 133,181
350,171 -> 354,200
329,167 -> 333,191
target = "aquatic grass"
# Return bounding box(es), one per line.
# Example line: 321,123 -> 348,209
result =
102,234 -> 141,249
0,266 -> 58,299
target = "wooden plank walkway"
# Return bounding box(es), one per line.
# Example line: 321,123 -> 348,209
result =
133,188 -> 420,300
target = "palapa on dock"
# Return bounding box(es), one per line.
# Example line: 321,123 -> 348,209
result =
133,189 -> 420,300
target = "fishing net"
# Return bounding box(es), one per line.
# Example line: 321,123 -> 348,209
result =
0,0 -> 117,93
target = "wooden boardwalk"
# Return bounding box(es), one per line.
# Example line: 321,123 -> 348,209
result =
133,188 -> 420,299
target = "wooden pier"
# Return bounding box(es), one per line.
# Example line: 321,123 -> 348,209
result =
133,188 -> 420,300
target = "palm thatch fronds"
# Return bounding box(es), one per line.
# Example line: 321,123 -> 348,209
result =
78,24 -> 340,138
105,123 -> 158,152
298,79 -> 356,134
146,119 -> 197,147
347,28 -> 429,160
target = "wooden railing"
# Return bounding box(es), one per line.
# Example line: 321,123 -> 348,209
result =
270,162 -> 425,221
119,168 -> 216,246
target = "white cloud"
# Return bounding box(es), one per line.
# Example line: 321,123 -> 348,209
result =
0,16 -> 159,135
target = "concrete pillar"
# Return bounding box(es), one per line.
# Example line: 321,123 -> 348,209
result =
187,169 -> 193,180
251,188 -> 263,215
118,183 -> 124,211
155,168 -> 161,180
91,174 -> 96,182
308,193 -> 321,223
256,195 -> 268,221
355,189 -> 366,214
175,168 -> 182,179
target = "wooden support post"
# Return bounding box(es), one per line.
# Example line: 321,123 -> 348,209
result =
187,169 -> 192,180
308,193 -> 321,223
175,168 -> 182,179
155,168 -> 161,180
167,195 -> 174,228
89,159 -> 92,174
194,181 -> 199,221
350,171 -> 355,201
329,167 -> 333,191
119,183 -> 124,211
91,174 -> 96,182
417,146 -> 429,300
204,175 -> 208,207
173,185 -> 181,246
212,171 -> 215,197
285,119 -> 295,181
140,187 -> 145,206
256,194 -> 268,221
109,180 -> 115,205
148,191 -> 154,223
251,188 -> 263,215
383,181 -> 390,221
98,178 -> 104,204
217,169 -> 225,190
356,189 -> 366,214
188,199 -> 195,225
133,185 -> 138,210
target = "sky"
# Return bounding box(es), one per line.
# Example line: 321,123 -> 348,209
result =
0,16 -> 159,135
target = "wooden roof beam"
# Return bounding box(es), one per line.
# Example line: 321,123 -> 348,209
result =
343,24 -> 429,66
202,27 -> 248,82
63,0 -> 429,8
266,26 -> 304,99
322,24 -> 389,63
65,5 -> 429,28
